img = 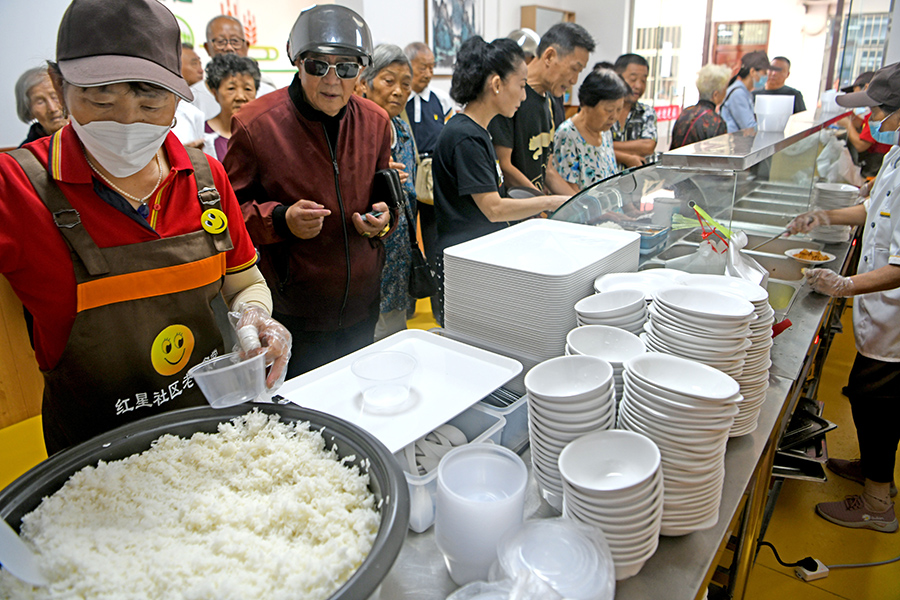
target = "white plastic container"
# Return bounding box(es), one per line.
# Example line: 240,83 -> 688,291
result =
754,95 -> 794,132
187,351 -> 266,409
394,404 -> 506,533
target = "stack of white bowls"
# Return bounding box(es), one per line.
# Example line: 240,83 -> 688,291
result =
676,274 -> 775,436
574,289 -> 647,335
565,325 -> 646,402
811,182 -> 857,243
524,355 -> 616,510
558,430 -> 664,580
618,354 -> 740,536
643,287 -> 755,380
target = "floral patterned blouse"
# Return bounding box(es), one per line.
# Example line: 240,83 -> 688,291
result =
553,118 -> 619,189
380,116 -> 418,314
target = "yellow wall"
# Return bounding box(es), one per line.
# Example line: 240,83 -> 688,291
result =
0,275 -> 43,429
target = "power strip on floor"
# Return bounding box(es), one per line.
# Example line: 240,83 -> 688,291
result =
795,559 -> 829,581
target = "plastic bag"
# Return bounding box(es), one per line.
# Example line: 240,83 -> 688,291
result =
816,132 -> 864,187
666,238 -> 727,274
726,231 -> 769,287
446,571 -> 563,600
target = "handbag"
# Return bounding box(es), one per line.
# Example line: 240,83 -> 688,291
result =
402,193 -> 438,298
414,155 -> 434,205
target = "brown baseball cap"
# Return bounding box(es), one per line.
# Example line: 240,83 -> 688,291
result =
56,0 -> 193,102
741,51 -> 770,71
840,71 -> 874,93
837,63 -> 900,108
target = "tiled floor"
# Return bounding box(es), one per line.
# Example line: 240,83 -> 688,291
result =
2,300 -> 897,599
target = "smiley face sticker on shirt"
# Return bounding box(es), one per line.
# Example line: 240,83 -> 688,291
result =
150,324 -> 195,376
201,208 -> 228,235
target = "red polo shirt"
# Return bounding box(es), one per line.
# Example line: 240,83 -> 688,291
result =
860,114 -> 893,154
0,125 -> 257,371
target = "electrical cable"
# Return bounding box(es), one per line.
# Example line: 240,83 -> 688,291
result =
759,540 -> 900,571
826,553 -> 900,570
757,541 -> 819,571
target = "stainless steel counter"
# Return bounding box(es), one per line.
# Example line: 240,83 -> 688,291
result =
660,111 -> 848,172
380,239 -> 855,600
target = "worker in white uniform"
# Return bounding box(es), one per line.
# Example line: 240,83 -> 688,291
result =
787,61 -> 900,533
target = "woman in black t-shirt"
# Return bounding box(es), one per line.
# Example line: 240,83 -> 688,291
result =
432,36 -> 569,323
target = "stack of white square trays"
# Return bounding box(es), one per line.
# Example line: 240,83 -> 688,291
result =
443,220 -> 640,362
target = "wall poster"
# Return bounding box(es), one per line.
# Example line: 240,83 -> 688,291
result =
428,0 -> 484,76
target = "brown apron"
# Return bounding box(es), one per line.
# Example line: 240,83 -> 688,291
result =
9,148 -> 234,455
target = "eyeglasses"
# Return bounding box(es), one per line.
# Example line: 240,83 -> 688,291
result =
210,37 -> 246,50
302,58 -> 361,80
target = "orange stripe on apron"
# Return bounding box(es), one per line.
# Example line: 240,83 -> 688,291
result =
76,253 -> 226,312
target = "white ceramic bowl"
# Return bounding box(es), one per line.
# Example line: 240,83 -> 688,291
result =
651,301 -> 753,331
528,386 -> 616,414
625,353 -> 739,401
562,473 -> 662,513
622,373 -> 741,413
675,274 -> 768,304
655,287 -> 755,321
574,289 -> 646,319
557,430 -> 660,496
525,355 -> 614,403
566,325 -> 646,365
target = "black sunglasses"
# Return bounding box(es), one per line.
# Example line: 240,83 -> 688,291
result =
302,59 -> 361,80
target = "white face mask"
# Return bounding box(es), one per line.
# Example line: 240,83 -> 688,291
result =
72,117 -> 170,178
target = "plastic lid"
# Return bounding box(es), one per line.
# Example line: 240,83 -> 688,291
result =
496,518 -> 615,600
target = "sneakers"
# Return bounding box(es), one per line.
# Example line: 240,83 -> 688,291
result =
825,458 -> 898,497
816,495 -> 898,533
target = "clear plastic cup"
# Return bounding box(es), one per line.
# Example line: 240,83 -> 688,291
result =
187,351 -> 266,408
435,444 -> 528,585
351,351 -> 417,413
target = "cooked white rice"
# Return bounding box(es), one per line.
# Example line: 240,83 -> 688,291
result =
0,410 -> 380,600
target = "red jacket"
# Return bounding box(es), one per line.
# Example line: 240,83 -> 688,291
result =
226,78 -> 392,330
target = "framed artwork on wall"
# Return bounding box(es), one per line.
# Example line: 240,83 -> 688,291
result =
426,0 -> 484,76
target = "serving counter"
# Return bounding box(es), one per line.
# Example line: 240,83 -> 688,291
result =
380,113 -> 859,599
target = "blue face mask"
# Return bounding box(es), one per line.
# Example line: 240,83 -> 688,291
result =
853,106 -> 870,117
755,74 -> 768,90
869,111 -> 900,146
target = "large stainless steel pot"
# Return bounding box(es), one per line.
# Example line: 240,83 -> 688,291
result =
0,403 -> 410,599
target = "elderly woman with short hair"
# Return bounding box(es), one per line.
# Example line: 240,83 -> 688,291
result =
553,68 -> 630,191
203,53 -> 260,161
361,43 -> 418,340
669,64 -> 731,150
15,66 -> 68,147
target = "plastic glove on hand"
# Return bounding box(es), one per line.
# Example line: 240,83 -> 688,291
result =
804,268 -> 854,297
232,305 -> 292,389
786,210 -> 830,235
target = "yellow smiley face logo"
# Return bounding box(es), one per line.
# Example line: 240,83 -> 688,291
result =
150,324 -> 195,376
201,208 -> 228,234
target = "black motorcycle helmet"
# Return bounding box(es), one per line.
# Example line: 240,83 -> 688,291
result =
287,4 -> 373,67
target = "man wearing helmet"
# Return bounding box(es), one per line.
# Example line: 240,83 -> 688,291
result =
225,5 -> 396,377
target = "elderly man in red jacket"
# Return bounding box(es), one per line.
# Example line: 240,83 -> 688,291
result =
225,5 -> 395,376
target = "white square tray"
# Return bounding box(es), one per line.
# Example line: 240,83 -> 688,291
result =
278,330 -> 522,453
443,219 -> 640,277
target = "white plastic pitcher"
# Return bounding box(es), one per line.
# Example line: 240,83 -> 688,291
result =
755,95 -> 794,132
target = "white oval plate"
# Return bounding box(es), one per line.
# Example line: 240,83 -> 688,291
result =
784,248 -> 836,265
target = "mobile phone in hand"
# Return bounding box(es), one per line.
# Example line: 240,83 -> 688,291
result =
364,210 -> 384,224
